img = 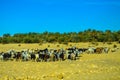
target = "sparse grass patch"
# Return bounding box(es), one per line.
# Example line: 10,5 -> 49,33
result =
107,42 -> 112,45
38,43 -> 42,46
91,42 -> 99,46
62,42 -> 68,45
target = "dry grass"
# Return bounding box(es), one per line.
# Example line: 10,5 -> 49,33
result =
0,42 -> 117,52
0,42 -> 120,80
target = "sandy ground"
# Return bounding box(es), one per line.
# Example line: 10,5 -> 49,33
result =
0,42 -> 120,80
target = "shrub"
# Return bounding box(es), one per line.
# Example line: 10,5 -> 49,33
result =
113,44 -> 117,48
69,44 -> 72,46
18,44 -> 21,47
57,45 -> 60,47
48,45 -> 50,47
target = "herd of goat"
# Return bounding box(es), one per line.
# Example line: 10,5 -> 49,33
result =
0,46 -> 118,62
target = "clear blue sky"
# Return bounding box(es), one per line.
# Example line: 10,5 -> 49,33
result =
0,0 -> 120,36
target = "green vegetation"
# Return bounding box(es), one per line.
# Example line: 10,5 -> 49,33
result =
0,29 -> 120,43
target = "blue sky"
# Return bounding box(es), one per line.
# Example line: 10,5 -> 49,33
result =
0,0 -> 120,36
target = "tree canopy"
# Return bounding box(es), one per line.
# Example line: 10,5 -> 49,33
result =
0,29 -> 120,44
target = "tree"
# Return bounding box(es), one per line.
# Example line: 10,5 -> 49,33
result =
0,29 -> 119,43
1,37 -> 9,44
3,33 -> 11,37
0,37 -> 2,43
105,30 -> 113,42
23,37 -> 32,43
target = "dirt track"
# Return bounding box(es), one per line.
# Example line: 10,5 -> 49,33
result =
0,52 -> 120,80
